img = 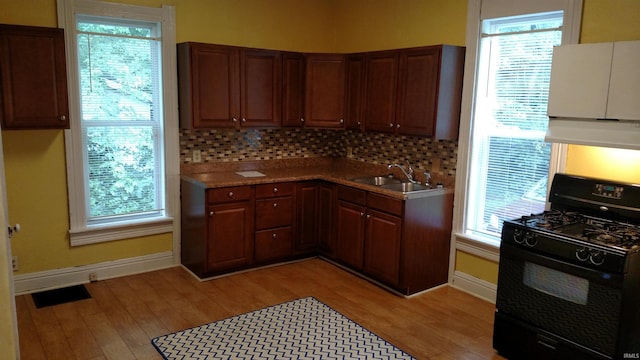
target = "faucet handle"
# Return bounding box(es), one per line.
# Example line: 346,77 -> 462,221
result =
423,170 -> 432,186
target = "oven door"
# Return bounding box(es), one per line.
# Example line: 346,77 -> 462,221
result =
494,242 -> 624,359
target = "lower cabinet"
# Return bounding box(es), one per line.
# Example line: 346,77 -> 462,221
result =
333,185 -> 453,295
181,178 -> 453,295
254,182 -> 295,263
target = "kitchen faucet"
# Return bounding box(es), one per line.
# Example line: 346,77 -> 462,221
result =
388,161 -> 418,183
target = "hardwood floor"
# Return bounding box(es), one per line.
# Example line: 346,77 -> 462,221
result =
16,258 -> 505,359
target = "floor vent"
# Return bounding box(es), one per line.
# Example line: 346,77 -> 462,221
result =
32,284 -> 92,309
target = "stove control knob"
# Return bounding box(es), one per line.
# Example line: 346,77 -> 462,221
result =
590,251 -> 605,266
524,233 -> 538,247
576,247 -> 590,262
513,229 -> 524,244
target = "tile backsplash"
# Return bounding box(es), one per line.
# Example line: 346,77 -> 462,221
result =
180,128 -> 458,177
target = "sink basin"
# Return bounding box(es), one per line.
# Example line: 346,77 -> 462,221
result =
351,176 -> 402,186
380,182 -> 430,193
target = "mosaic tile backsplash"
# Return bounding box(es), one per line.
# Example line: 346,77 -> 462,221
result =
180,128 -> 458,177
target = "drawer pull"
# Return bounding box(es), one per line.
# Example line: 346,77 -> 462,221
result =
273,187 -> 278,193
228,191 -> 234,198
272,233 -> 277,239
273,202 -> 278,208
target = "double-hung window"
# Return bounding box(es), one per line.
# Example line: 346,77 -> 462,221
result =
454,0 -> 582,247
58,0 -> 179,246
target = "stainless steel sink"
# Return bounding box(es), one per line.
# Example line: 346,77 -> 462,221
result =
350,176 -> 402,186
380,182 -> 430,193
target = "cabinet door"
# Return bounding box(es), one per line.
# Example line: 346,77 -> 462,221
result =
396,47 -> 439,136
364,51 -> 398,133
607,41 -> 640,120
304,54 -> 345,128
345,54 -> 365,131
207,201 -> 253,272
295,182 -> 318,253
240,49 -> 281,127
282,52 -> 305,127
335,200 -> 365,270
547,43 -> 612,119
317,182 -> 336,256
364,209 -> 402,287
0,24 -> 69,129
178,43 -> 240,128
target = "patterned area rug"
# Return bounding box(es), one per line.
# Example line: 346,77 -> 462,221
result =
152,296 -> 415,359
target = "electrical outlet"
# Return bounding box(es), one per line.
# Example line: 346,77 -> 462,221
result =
192,149 -> 202,163
11,256 -> 18,272
89,272 -> 98,282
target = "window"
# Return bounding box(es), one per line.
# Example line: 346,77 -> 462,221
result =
58,0 -> 179,246
454,0 -> 582,248
466,12 -> 562,239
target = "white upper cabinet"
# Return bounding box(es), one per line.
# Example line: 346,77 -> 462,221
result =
547,41 -> 640,120
607,41 -> 640,120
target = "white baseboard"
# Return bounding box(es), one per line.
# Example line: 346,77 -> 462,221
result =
450,270 -> 497,303
13,251 -> 176,295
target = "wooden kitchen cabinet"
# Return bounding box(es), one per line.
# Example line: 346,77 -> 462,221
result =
345,54 -> 365,131
282,52 -> 305,127
363,50 -> 399,133
178,42 -> 281,129
254,182 -> 294,263
295,181 -> 319,254
363,45 -> 464,139
364,194 -> 403,288
181,180 -> 254,277
317,182 -> 336,256
335,186 -> 367,270
304,54 -> 345,129
0,24 -> 69,129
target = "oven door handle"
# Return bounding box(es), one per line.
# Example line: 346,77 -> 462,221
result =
500,242 -> 624,287
537,334 -> 558,350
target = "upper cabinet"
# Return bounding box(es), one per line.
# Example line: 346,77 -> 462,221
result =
0,24 -> 69,130
304,54 -> 345,129
363,45 -> 464,139
548,41 -> 640,121
282,52 -> 306,127
344,54 -> 365,131
178,42 -> 282,129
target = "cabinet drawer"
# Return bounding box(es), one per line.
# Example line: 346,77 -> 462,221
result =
367,193 -> 403,216
255,182 -> 295,198
207,186 -> 253,203
337,185 -> 366,205
255,227 -> 293,262
255,196 -> 294,230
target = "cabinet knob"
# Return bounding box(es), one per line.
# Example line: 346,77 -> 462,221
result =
209,211 -> 214,216
357,121 -> 361,125
273,187 -> 278,193
273,202 -> 278,208
60,115 -> 67,121
300,118 -> 305,123
232,117 -> 238,123
389,123 -> 394,128
366,214 -> 371,219
242,118 -> 246,123
396,124 -> 400,128
228,191 -> 234,198
360,212 -> 365,217
272,233 -> 277,239
340,119 -> 344,124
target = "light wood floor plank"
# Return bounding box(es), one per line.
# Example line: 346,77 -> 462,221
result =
16,258 -> 505,359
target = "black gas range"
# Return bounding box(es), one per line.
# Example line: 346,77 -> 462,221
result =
494,173 -> 640,360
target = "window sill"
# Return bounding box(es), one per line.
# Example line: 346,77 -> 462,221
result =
69,216 -> 174,246
453,232 -> 500,262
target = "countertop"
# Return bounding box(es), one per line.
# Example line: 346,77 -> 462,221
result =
180,158 -> 454,200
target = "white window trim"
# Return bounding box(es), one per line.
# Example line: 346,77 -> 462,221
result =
450,0 -> 582,266
57,0 -> 180,253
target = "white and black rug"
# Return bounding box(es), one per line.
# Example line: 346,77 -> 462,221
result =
152,296 -> 415,359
